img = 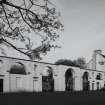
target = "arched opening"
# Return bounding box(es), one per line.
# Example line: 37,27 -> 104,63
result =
0,79 -> 3,92
10,62 -> 26,75
104,81 -> 105,87
96,73 -> 102,80
97,82 -> 100,90
92,82 -> 94,90
82,72 -> 90,91
65,68 -> 74,91
42,66 -> 54,92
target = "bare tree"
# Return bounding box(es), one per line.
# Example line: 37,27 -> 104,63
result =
0,0 -> 63,59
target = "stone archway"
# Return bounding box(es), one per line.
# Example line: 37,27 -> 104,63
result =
97,82 -> 100,90
92,82 -> 94,90
42,66 -> 54,92
10,62 -> 26,75
82,71 -> 90,91
0,79 -> 3,92
65,68 -> 74,91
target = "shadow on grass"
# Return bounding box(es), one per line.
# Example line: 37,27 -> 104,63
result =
1,91 -> 105,105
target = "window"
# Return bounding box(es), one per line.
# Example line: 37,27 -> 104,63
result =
98,61 -> 104,65
34,64 -> 37,74
96,73 -> 102,80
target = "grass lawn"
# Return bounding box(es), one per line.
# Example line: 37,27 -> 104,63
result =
0,91 -> 105,105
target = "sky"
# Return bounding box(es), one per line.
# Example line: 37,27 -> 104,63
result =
1,0 -> 105,64
41,0 -> 105,63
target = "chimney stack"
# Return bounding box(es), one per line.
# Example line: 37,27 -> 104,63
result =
92,50 -> 102,70
93,50 -> 102,55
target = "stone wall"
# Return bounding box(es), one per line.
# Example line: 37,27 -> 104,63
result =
0,55 -> 104,92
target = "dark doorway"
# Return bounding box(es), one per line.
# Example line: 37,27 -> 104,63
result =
42,76 -> 54,92
42,66 -> 54,92
82,72 -> 90,91
0,79 -> 3,92
92,82 -> 94,90
65,68 -> 74,91
97,82 -> 100,90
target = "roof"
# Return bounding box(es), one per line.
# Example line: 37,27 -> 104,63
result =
101,54 -> 105,58
0,55 -> 56,66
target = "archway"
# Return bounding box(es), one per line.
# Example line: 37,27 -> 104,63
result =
42,66 -> 54,92
65,68 -> 74,91
97,82 -> 100,90
0,79 -> 3,92
10,62 -> 26,75
82,72 -> 90,91
96,73 -> 102,80
92,82 -> 94,90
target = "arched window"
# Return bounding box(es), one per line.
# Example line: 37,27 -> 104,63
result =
10,62 -> 26,75
92,81 -> 94,90
42,66 -> 54,92
65,68 -> 74,91
0,79 -> 3,92
97,82 -> 100,90
104,81 -> 105,87
82,71 -> 90,91
96,73 -> 102,80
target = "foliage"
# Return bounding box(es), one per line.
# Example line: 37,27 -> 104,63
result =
73,57 -> 86,68
55,57 -> 86,68
0,0 -> 63,60
55,59 -> 78,67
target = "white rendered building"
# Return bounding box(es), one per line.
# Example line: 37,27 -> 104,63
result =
0,50 -> 105,92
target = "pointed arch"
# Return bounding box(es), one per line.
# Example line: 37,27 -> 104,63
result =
65,68 -> 74,91
82,71 -> 90,91
96,73 -> 102,80
97,82 -> 100,90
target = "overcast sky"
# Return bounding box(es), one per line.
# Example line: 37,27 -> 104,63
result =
40,0 -> 105,63
1,0 -> 105,63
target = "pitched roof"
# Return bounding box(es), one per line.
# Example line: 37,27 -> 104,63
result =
100,54 -> 105,58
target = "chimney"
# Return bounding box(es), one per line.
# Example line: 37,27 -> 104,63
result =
93,50 -> 102,55
92,50 -> 102,70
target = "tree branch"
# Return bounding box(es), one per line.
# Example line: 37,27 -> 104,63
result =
2,4 -> 14,32
1,38 -> 30,57
4,2 -> 40,18
18,9 -> 35,30
0,0 -> 63,60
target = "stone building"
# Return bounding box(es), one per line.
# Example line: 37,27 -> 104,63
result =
0,50 -> 105,92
